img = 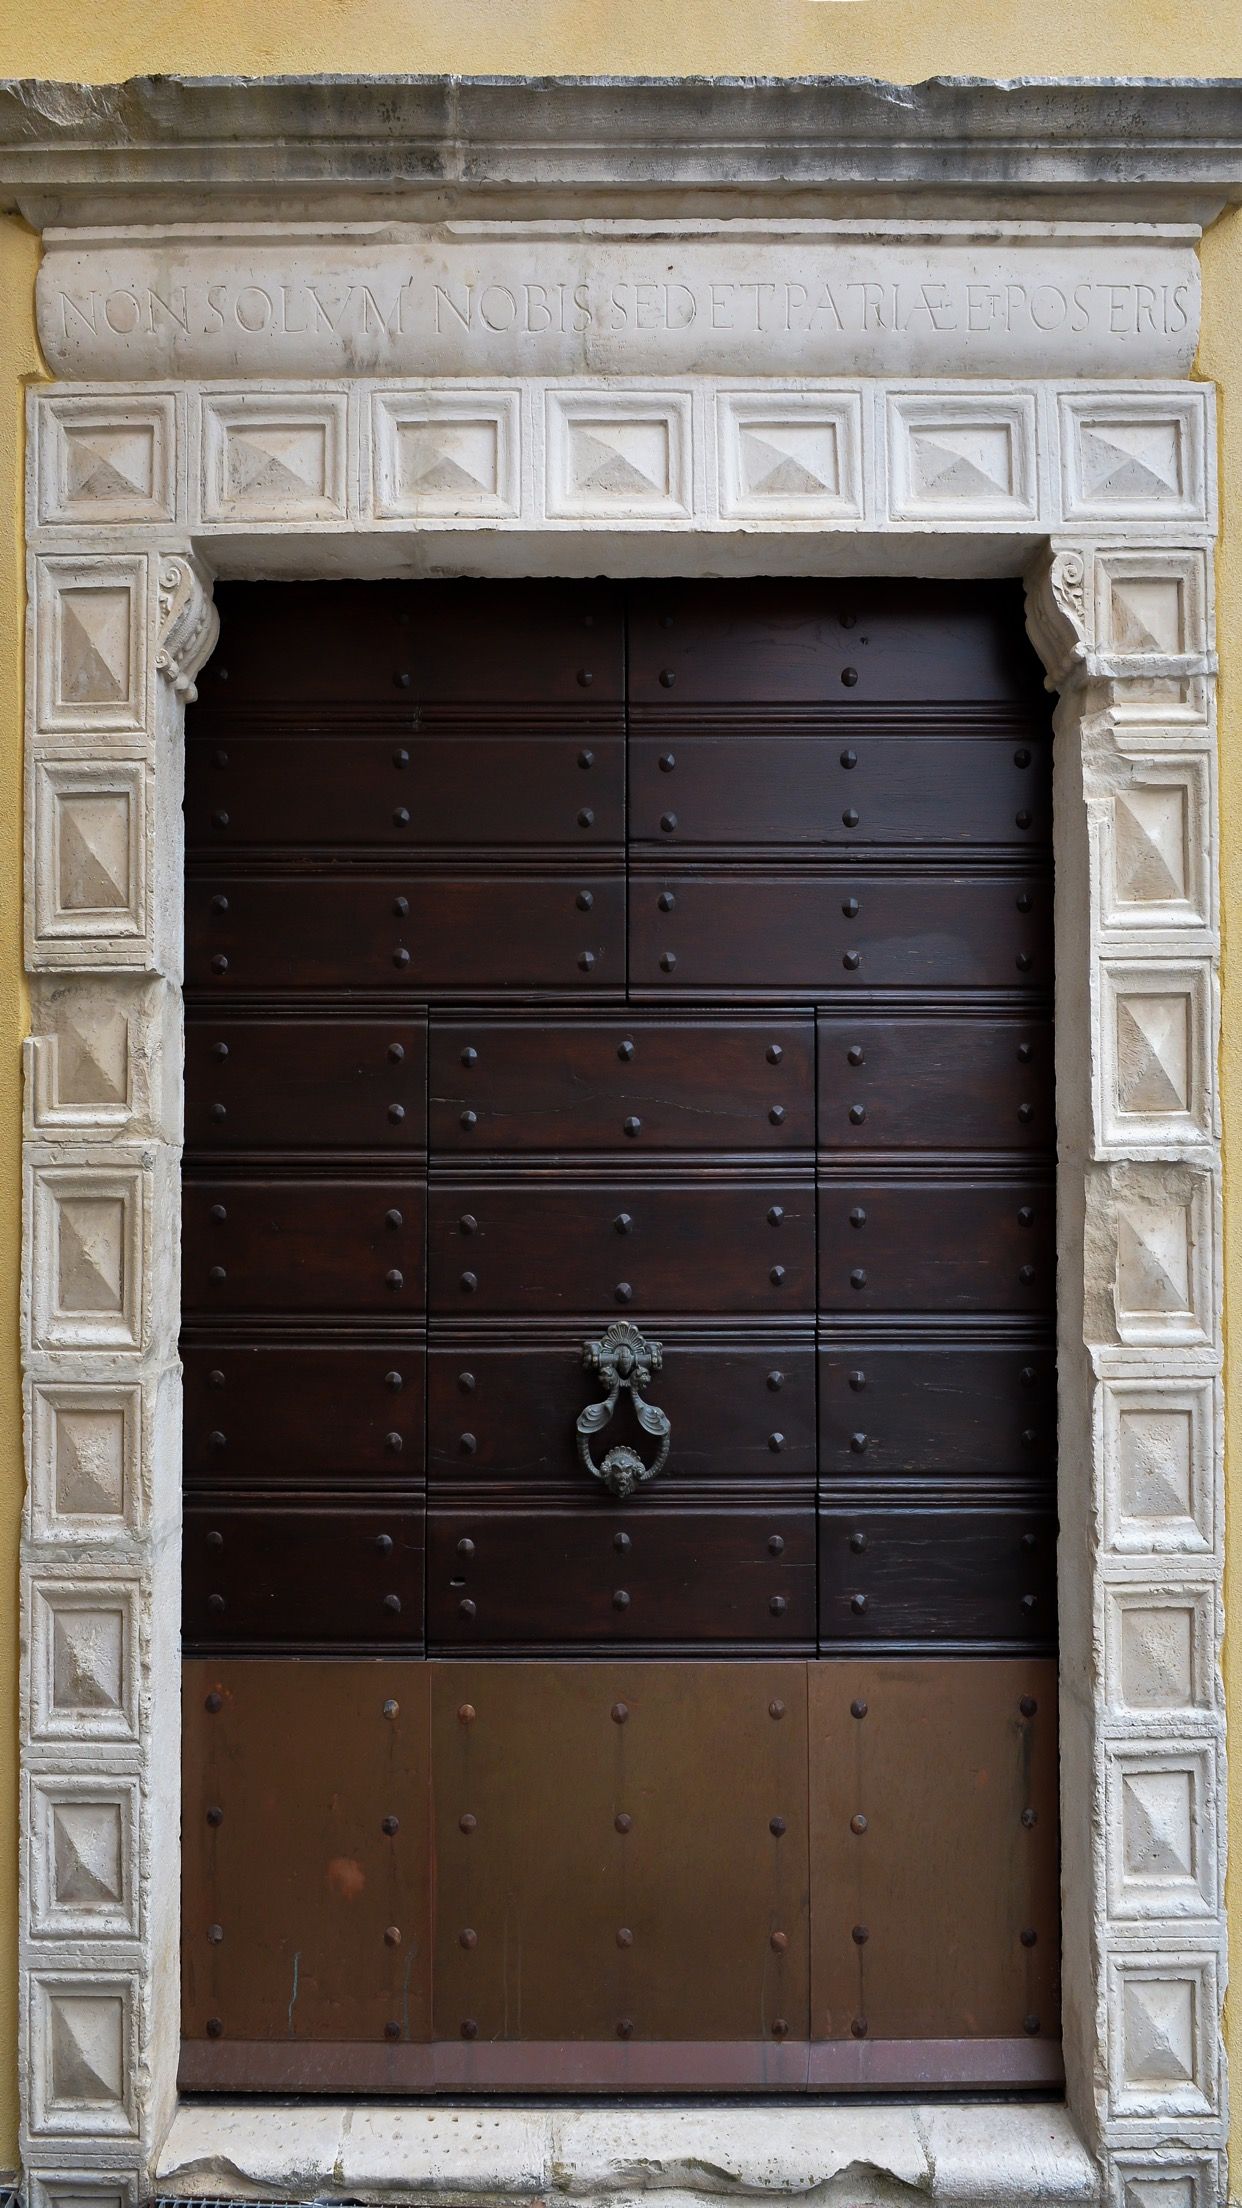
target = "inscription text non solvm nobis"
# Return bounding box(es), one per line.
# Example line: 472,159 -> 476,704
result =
36,232 -> 1202,378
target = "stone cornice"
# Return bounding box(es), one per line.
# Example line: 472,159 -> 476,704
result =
2,74 -> 1242,224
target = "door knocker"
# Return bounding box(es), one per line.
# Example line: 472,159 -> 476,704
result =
578,1322 -> 671,1500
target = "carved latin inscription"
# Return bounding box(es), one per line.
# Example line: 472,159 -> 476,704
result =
37,225 -> 1201,380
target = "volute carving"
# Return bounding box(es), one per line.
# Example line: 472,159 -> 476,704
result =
157,554 -> 219,702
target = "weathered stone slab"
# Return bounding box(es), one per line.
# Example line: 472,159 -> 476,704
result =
37,221 -> 1201,381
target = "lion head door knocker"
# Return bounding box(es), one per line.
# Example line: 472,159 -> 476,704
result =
577,1322 -> 671,1501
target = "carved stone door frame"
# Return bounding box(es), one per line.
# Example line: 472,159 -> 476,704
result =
17,345 -> 1224,2208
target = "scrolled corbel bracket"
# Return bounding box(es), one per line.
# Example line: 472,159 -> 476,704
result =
156,552 -> 219,703
1023,545 -> 1090,694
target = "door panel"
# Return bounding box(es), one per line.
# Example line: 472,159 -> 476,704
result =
426,1503 -> 816,1648
429,1017 -> 814,1152
187,874 -> 628,997
185,1019 -> 428,1153
808,1659 -> 1060,2047
816,1017 -> 1054,1151
629,872 -> 1051,997
430,1662 -> 811,2044
191,577 -> 626,706
817,1494 -> 1057,1651
182,1343 -> 426,1484
818,1345 -> 1055,1479
183,1180 -> 427,1315
187,734 -> 626,848
627,579 -> 1050,706
817,1179 -> 1054,1314
629,733 -> 1050,848
181,1658 -> 433,2049
428,1338 -> 816,1486
183,1496 -> 426,1652
428,1179 -> 816,1315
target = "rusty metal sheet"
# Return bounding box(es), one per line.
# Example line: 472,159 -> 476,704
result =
809,1657 -> 1060,2045
431,1661 -> 809,2045
178,2034 -> 814,2092
182,1659 -> 431,2054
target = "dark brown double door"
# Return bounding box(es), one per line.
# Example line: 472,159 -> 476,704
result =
180,579 -> 1060,2092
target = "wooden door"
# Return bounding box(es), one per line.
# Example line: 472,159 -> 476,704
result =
181,579 -> 1060,2092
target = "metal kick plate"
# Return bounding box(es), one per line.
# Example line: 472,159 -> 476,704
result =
431,1661 -> 810,2043
182,1659 -> 432,2047
808,1657 -> 1060,2043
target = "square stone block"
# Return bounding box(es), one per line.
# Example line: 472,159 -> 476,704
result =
1105,1741 -> 1217,1920
28,1164 -> 146,1352
28,1579 -> 140,1744
29,1381 -> 142,1538
1099,962 -> 1213,1152
26,2173 -> 141,2208
1092,549 -> 1211,727
1099,759 -> 1212,933
1111,2152 -> 1223,2208
544,389 -> 693,519
1111,1170 -> 1212,1347
1108,1951 -> 1218,2119
371,387 -> 521,518
36,392 -> 177,527
885,389 -> 1040,522
31,759 -> 148,963
28,1772 -> 139,1937
1104,1582 -> 1215,1719
28,1972 -> 137,2136
1101,1377 -> 1215,1555
717,389 -> 865,519
200,389 -> 348,522
1059,389 -> 1210,525
34,556 -> 148,737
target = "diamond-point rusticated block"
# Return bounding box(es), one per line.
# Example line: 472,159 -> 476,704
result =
717,388 -> 864,520
29,1380 -> 142,1537
1059,388 -> 1210,525
1099,963 -> 1213,1153
371,386 -> 521,519
28,1163 -> 147,1352
31,759 -> 148,963
34,554 -> 148,736
200,389 -> 348,523
28,1772 -> 139,1938
545,389 -> 692,519
1111,2152 -> 1224,2208
886,389 -> 1040,522
1094,1163 -> 1214,1347
1101,1376 -> 1215,1555
1108,1951 -> 1218,2119
36,391 -> 178,528
1100,756 -> 1211,932
28,1578 -> 140,1744
28,1972 -> 137,2136
26,2171 -> 142,2208
1106,1739 -> 1217,1920
1105,1581 -> 1215,1718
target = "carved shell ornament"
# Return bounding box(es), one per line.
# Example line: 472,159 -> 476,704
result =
577,1322 -> 672,1500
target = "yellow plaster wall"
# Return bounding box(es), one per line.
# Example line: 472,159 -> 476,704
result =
2,0 -> 1242,2184
0,213 -> 42,2174
0,0 -> 1239,89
